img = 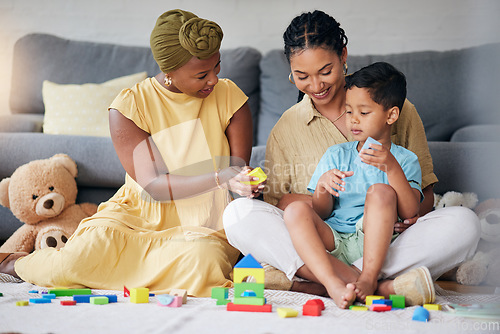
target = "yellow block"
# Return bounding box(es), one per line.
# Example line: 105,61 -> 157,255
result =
350,306 -> 368,311
365,295 -> 384,306
233,268 -> 265,284
130,288 -> 149,304
241,167 -> 267,185
423,303 -> 442,311
16,301 -> 29,306
277,307 -> 299,318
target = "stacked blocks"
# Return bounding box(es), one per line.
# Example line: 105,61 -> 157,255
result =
157,294 -> 182,307
226,254 -> 272,313
130,288 -> 149,304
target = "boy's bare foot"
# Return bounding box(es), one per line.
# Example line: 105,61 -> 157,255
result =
353,276 -> 378,302
0,252 -> 28,279
326,281 -> 356,309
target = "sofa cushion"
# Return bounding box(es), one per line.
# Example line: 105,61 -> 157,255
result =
429,141 -> 500,201
450,125 -> 500,142
0,133 -> 125,188
42,72 -> 147,137
0,114 -> 43,133
10,33 -> 262,143
258,43 -> 500,144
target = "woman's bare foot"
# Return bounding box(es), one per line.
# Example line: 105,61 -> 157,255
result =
325,281 -> 356,309
0,252 -> 28,279
353,275 -> 378,302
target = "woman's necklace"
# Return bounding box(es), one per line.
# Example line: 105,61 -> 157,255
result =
332,110 -> 346,123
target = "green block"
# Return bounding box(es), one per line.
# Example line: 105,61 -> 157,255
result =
90,296 -> 109,305
211,287 -> 228,300
49,288 -> 92,297
216,298 -> 231,306
233,297 -> 265,305
389,294 -> 405,309
0,293 -> 3,297
234,282 -> 264,298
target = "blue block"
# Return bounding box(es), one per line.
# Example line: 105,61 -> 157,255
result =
157,294 -> 175,306
42,294 -> 57,299
373,299 -> 392,306
28,290 -> 39,293
242,291 -> 257,297
29,298 -> 51,304
73,295 -> 118,303
412,306 -> 430,322
234,254 -> 262,268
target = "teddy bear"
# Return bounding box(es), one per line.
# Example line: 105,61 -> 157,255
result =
0,154 -> 98,253
454,199 -> 500,286
433,191 -> 479,210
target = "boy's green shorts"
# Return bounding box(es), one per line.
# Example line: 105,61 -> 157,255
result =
327,217 -> 399,266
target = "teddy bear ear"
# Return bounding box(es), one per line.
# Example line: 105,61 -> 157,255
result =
50,154 -> 78,178
0,177 -> 11,208
464,192 -> 479,209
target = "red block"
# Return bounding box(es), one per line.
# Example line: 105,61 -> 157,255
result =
124,286 -> 130,297
226,302 -> 272,313
303,304 -> 322,316
305,299 -> 325,310
60,300 -> 77,306
369,304 -> 392,312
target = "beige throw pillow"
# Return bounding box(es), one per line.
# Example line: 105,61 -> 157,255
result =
42,72 -> 147,137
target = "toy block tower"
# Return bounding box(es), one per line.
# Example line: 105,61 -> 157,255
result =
227,254 -> 271,312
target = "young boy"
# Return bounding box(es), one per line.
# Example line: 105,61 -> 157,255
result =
283,62 -> 423,308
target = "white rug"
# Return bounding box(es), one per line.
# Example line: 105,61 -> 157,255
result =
1,276 -> 499,334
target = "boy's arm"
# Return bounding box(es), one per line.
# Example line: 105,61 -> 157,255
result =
312,169 -> 354,219
360,144 -> 420,220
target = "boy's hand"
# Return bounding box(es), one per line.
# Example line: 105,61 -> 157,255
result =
317,169 -> 354,197
359,143 -> 399,174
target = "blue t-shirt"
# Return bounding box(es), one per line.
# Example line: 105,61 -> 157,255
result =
307,141 -> 423,233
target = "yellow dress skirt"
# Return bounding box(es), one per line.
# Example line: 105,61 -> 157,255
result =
15,176 -> 239,297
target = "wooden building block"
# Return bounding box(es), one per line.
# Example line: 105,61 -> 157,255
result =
277,308 -> 298,318
169,289 -> 188,304
130,288 -> 149,304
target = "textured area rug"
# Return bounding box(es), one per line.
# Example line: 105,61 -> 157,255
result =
1,276 -> 499,334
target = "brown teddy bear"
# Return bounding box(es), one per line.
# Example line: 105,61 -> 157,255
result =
454,199 -> 500,286
0,154 -> 97,253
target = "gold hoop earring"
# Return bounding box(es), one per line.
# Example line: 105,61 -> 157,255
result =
343,63 -> 348,76
288,72 -> 295,84
164,75 -> 172,86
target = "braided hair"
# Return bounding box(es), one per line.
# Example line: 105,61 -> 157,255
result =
283,11 -> 348,102
283,10 -> 348,61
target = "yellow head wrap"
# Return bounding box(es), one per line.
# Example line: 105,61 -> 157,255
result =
150,9 -> 224,73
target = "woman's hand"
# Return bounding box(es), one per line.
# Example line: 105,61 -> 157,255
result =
219,166 -> 264,198
394,214 -> 419,233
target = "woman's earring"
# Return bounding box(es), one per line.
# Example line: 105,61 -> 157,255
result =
288,72 -> 295,84
343,63 -> 348,75
164,75 -> 172,86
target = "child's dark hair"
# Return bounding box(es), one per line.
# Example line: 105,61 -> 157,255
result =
283,10 -> 348,62
345,62 -> 407,111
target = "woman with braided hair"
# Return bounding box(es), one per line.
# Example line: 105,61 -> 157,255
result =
223,10 -> 480,308
2,9 -> 262,297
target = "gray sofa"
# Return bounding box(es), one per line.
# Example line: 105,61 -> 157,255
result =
1,33 -> 499,244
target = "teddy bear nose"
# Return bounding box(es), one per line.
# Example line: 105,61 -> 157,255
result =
43,199 -> 54,209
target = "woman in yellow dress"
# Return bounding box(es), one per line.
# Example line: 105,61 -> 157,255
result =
1,9 -> 262,297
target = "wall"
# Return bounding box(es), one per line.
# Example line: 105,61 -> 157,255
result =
0,0 -> 499,116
